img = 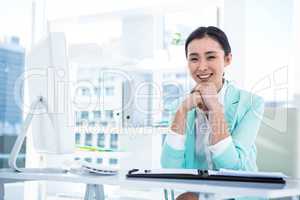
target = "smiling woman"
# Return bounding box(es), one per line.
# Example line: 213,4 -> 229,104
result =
186,28 -> 231,92
160,26 -> 265,200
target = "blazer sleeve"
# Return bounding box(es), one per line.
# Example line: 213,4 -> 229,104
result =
211,95 -> 264,170
160,100 -> 186,168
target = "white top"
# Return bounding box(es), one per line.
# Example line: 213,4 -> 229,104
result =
165,81 -> 232,157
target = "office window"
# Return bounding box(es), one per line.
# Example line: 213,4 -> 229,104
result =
110,134 -> 118,150
75,111 -> 80,122
105,110 -> 114,119
175,73 -> 187,79
75,133 -> 81,145
104,76 -> 115,81
109,158 -> 118,165
163,73 -> 173,79
105,87 -> 114,96
164,9 -> 217,62
97,133 -> 105,148
94,87 -> 101,96
93,111 -> 101,120
81,87 -> 91,96
163,84 -> 183,104
0,37 -> 25,168
85,133 -> 93,146
76,121 -> 83,126
96,158 -> 103,164
100,121 -> 108,127
89,121 -> 96,126
81,111 -> 89,121
162,83 -> 184,121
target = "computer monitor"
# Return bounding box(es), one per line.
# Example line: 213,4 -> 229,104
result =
8,32 -> 74,172
26,32 -> 74,154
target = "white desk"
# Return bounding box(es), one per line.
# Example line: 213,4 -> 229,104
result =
0,169 -> 300,200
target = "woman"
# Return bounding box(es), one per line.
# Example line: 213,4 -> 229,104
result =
161,26 -> 264,200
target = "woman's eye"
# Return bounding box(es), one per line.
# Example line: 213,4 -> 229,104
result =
189,58 -> 198,62
207,56 -> 216,60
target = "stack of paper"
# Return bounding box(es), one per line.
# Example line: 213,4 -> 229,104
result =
212,168 -> 288,178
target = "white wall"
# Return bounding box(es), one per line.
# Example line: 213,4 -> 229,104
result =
223,0 -> 294,101
293,0 -> 300,96
121,15 -> 155,60
245,0 -> 293,103
223,0 -> 247,88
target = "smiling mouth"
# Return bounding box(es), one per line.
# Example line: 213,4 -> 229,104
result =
196,73 -> 213,81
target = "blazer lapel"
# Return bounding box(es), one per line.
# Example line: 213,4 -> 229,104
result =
184,109 -> 196,168
224,84 -> 240,132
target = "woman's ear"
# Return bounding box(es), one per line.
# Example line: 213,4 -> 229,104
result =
224,53 -> 232,67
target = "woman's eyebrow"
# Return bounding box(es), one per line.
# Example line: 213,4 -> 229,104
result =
188,53 -> 199,57
188,51 -> 219,57
205,51 -> 218,55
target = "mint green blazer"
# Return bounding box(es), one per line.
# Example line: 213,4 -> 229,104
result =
161,82 -> 264,171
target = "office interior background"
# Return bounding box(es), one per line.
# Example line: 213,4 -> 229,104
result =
1,0 -> 300,199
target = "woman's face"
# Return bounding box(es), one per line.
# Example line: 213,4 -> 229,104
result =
187,36 -> 232,91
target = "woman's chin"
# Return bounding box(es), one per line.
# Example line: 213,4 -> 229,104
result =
195,78 -> 214,84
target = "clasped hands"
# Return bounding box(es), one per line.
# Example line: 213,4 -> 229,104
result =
180,82 -> 222,113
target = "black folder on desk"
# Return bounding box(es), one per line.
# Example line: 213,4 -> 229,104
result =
126,169 -> 286,184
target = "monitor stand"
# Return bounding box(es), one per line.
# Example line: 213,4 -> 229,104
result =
8,96 -> 65,174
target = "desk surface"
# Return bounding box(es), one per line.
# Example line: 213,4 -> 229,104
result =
0,169 -> 300,199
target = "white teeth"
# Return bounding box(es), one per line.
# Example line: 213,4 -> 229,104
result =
197,74 -> 212,79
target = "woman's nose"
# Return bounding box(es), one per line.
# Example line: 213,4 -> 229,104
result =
197,60 -> 208,71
